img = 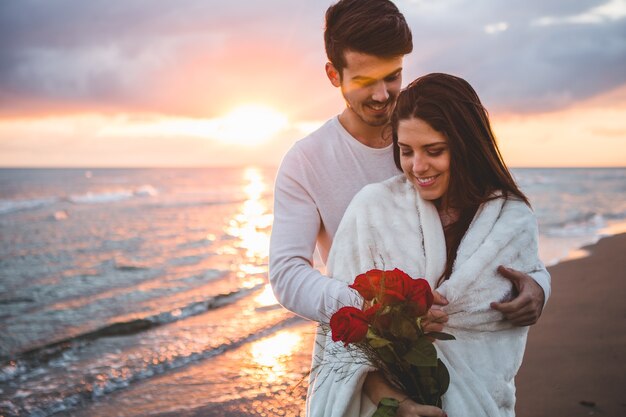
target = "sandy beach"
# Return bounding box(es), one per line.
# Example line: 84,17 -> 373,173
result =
515,233 -> 626,417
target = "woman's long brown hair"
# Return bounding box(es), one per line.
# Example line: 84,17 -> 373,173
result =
390,73 -> 529,285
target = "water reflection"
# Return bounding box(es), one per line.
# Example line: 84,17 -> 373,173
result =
225,167 -> 273,287
255,283 -> 279,307
250,330 -> 303,383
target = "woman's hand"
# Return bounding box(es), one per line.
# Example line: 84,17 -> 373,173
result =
364,372 -> 446,417
396,398 -> 447,417
421,291 -> 449,333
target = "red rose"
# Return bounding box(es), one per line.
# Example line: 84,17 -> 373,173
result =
364,302 -> 382,321
406,278 -> 434,316
350,269 -> 385,301
378,268 -> 413,305
330,306 -> 370,346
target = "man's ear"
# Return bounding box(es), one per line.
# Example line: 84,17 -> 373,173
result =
325,62 -> 341,87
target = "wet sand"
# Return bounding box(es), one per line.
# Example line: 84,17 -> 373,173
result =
515,233 -> 626,417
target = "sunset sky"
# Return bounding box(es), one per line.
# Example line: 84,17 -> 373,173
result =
1,0 -> 625,167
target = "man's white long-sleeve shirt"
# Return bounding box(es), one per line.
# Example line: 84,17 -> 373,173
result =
269,116 -> 551,323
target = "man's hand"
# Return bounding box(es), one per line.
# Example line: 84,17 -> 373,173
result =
422,291 -> 449,333
491,265 -> 545,326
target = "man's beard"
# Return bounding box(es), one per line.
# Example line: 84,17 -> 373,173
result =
350,97 -> 396,127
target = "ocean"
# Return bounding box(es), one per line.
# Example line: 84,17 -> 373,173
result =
1,167 -> 625,417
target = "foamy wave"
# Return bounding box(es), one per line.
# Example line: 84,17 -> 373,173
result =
69,190 -> 134,204
69,185 -> 158,204
544,213 -> 606,238
135,185 -> 158,197
0,197 -> 58,215
539,215 -> 626,266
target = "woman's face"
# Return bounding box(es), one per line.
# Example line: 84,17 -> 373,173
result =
397,117 -> 451,206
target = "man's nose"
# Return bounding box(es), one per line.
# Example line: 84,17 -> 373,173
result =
371,81 -> 390,102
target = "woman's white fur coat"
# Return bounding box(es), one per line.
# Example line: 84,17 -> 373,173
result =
307,175 -> 544,417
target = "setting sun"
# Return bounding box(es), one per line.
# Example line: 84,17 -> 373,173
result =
215,104 -> 288,146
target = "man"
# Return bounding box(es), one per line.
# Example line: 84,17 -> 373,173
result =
270,0 -> 548,334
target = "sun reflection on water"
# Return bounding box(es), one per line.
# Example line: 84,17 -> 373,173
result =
254,283 -> 279,307
225,167 -> 273,287
250,331 -> 303,383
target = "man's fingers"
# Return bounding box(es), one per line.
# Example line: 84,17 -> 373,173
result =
495,266 -> 545,327
507,312 -> 538,326
497,266 -> 523,291
492,300 -> 538,326
490,296 -> 525,314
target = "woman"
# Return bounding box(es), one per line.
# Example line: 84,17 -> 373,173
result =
307,73 -> 545,417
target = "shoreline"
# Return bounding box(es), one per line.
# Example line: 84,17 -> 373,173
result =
515,232 -> 626,416
542,220 -> 626,268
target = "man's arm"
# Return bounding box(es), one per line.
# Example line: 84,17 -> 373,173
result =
269,150 -> 361,323
491,265 -> 551,326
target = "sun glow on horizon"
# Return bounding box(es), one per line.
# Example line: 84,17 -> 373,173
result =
215,104 -> 288,146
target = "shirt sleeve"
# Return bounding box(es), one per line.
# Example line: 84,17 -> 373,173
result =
529,265 -> 551,306
269,148 -> 361,323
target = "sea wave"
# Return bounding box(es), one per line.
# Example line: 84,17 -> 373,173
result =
68,185 -> 157,204
543,212 -> 606,238
0,313 -> 300,417
0,197 -> 59,215
539,210 -> 626,239
1,285 -> 262,368
0,287 -> 296,417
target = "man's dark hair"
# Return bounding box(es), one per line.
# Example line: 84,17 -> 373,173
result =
324,0 -> 413,74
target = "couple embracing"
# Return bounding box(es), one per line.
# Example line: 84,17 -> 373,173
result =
269,1 -> 550,416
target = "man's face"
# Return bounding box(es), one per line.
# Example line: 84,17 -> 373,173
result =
328,50 -> 404,127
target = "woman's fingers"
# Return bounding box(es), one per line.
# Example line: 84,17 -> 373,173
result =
397,399 -> 447,417
422,307 -> 449,333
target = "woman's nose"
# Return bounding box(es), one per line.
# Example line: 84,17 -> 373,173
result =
412,153 -> 428,174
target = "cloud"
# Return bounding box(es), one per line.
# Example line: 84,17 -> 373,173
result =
532,0 -> 626,26
484,22 -> 509,34
0,0 -> 625,117
400,0 -> 626,112
0,0 -> 331,117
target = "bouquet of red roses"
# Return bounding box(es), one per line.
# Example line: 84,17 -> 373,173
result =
329,268 -> 454,416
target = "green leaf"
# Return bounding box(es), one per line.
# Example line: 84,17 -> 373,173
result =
376,344 -> 396,363
391,316 -> 417,340
371,397 -> 400,417
369,336 -> 392,348
424,331 -> 456,341
367,328 -> 392,348
436,358 -> 451,394
403,337 -> 437,367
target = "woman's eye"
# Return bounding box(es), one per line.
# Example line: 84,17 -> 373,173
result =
400,150 -> 412,156
427,149 -> 444,156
